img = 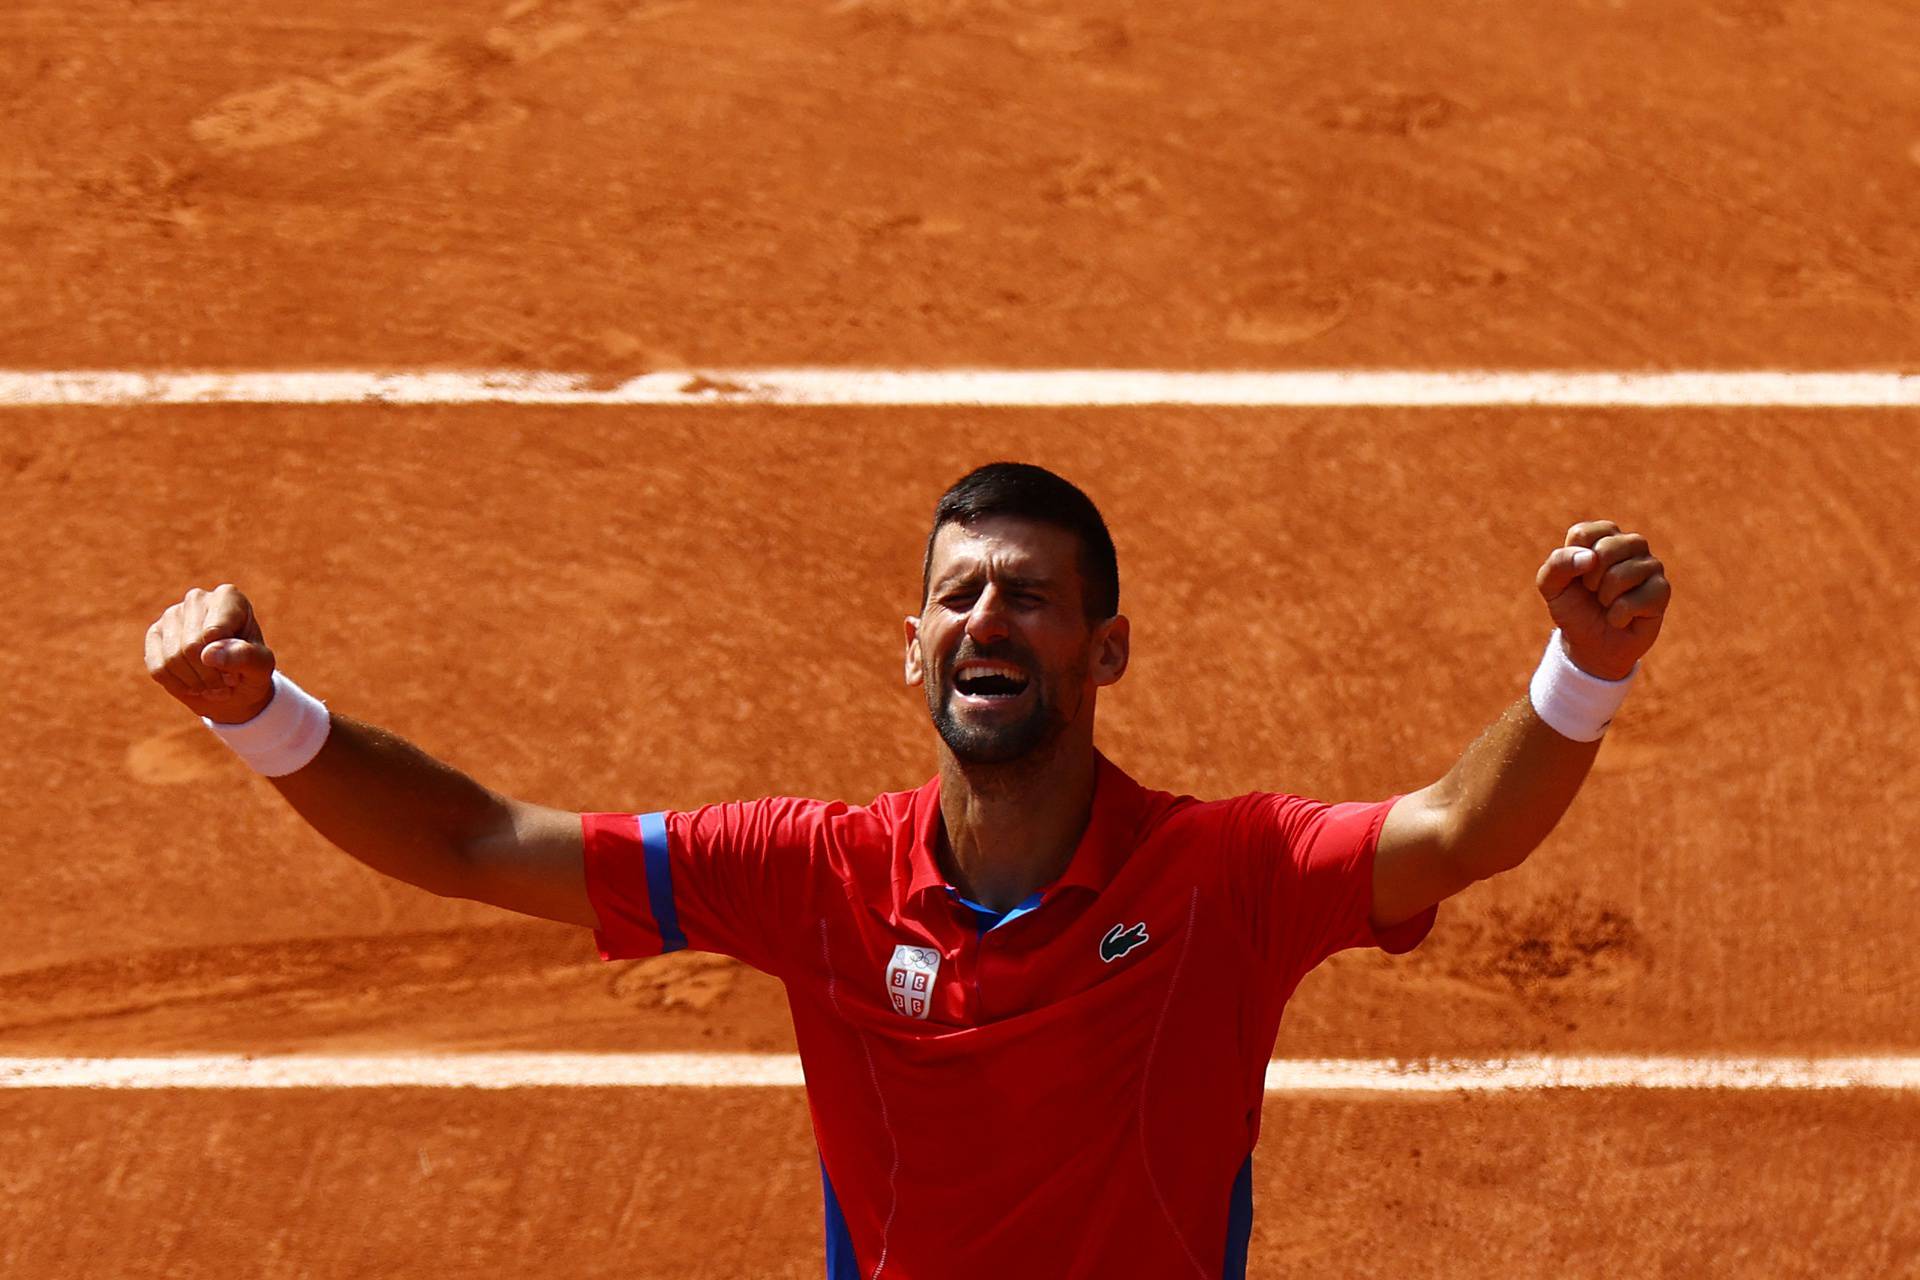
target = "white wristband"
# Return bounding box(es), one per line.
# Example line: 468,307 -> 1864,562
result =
203,670 -> 332,777
1528,630 -> 1636,742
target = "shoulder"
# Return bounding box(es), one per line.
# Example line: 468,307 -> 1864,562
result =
675,789 -> 902,850
1147,787 -> 1313,842
1086,761 -> 1310,854
1134,788 -> 1371,886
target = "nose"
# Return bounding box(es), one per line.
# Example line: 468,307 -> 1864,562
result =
963,582 -> 1012,645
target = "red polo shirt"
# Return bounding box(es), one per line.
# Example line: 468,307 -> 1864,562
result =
583,753 -> 1434,1279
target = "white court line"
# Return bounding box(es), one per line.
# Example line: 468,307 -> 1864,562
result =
3,1055 -> 1917,1091
2,369 -> 1918,407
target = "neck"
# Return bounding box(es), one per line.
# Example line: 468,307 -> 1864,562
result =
935,721 -> 1099,913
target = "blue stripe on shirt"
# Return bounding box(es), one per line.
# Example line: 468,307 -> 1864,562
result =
638,811 -> 686,953
1222,1153 -> 1254,1279
821,1160 -> 860,1279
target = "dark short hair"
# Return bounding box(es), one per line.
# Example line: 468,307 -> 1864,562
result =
920,462 -> 1119,621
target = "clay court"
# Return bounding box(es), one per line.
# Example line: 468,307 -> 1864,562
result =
5,0 -> 1920,1275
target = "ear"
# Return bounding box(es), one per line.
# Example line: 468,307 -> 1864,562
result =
903,615 -> 924,686
1092,613 -> 1130,687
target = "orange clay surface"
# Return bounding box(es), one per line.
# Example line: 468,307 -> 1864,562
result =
5,1090 -> 1919,1279
5,0 -> 1920,1275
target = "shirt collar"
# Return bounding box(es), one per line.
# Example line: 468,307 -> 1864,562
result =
901,751 -> 1150,905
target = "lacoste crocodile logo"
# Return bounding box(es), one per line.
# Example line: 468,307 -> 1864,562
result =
1100,922 -> 1149,963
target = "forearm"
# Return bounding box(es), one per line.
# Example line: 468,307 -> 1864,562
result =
148,585 -> 592,923
263,712 -> 513,899
1425,694 -> 1602,879
1374,523 -> 1667,927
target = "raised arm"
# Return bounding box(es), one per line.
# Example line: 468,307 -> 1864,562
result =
1370,521 -> 1671,929
143,584 -> 594,928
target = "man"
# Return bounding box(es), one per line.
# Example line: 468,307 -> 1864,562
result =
145,462 -> 1670,1279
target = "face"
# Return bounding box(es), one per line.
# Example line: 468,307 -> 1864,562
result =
905,516 -> 1128,765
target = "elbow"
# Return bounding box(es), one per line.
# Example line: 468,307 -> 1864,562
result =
430,800 -> 530,904
383,822 -> 490,902
407,849 -> 478,902
1437,810 -> 1542,885
427,833 -> 499,903
1468,839 -> 1537,882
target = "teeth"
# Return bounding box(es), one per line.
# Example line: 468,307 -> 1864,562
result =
955,661 -> 1027,683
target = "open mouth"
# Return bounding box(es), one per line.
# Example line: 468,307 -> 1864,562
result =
952,660 -> 1032,704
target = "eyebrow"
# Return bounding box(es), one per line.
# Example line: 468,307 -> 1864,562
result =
932,569 -> 1055,593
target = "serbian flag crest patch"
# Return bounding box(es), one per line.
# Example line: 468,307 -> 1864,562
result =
885,944 -> 941,1019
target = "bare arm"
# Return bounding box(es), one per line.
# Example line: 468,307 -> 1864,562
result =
1372,694 -> 1601,927
144,584 -> 595,928
1371,521 -> 1672,929
265,717 -> 592,926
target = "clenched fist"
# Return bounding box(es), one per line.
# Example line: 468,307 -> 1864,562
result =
143,584 -> 278,725
1534,521 -> 1671,682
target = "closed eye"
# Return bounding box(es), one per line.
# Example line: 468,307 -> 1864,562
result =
937,583 -> 1047,608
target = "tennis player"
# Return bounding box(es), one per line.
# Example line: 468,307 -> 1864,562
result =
145,461 -> 1669,1279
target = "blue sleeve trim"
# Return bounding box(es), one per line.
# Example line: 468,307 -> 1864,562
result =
639,811 -> 687,954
